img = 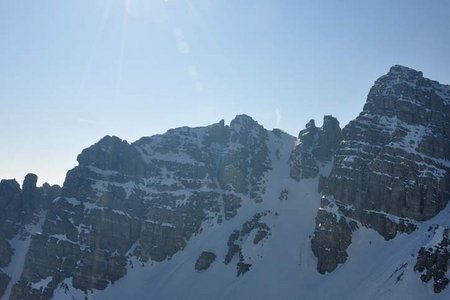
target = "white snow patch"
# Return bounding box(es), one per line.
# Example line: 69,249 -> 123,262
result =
31,276 -> 52,291
88,166 -> 120,176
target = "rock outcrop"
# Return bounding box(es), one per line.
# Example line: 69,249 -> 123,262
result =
223,212 -> 271,276
311,197 -> 357,274
290,116 -> 341,180
195,252 -> 217,271
414,226 -> 450,293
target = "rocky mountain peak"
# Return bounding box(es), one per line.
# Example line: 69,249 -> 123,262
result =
231,113 -> 256,123
229,114 -> 268,150
229,114 -> 262,132
387,64 -> 424,79
363,65 -> 450,124
312,65 -> 450,276
322,66 -> 450,221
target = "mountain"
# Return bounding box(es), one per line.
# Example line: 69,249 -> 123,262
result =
0,65 -> 449,300
312,66 -> 450,283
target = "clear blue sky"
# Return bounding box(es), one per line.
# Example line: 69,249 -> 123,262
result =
1,0 -> 450,185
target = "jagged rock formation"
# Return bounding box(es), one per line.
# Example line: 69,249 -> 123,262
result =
290,116 -> 341,180
9,115 -> 275,299
312,65 -> 450,275
0,175 -> 60,298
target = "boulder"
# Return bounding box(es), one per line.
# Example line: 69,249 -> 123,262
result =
195,252 -> 217,271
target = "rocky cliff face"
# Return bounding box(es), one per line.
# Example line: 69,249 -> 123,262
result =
312,65 -> 450,278
9,115 -> 277,299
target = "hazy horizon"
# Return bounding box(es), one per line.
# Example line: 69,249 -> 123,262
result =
1,0 -> 450,185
